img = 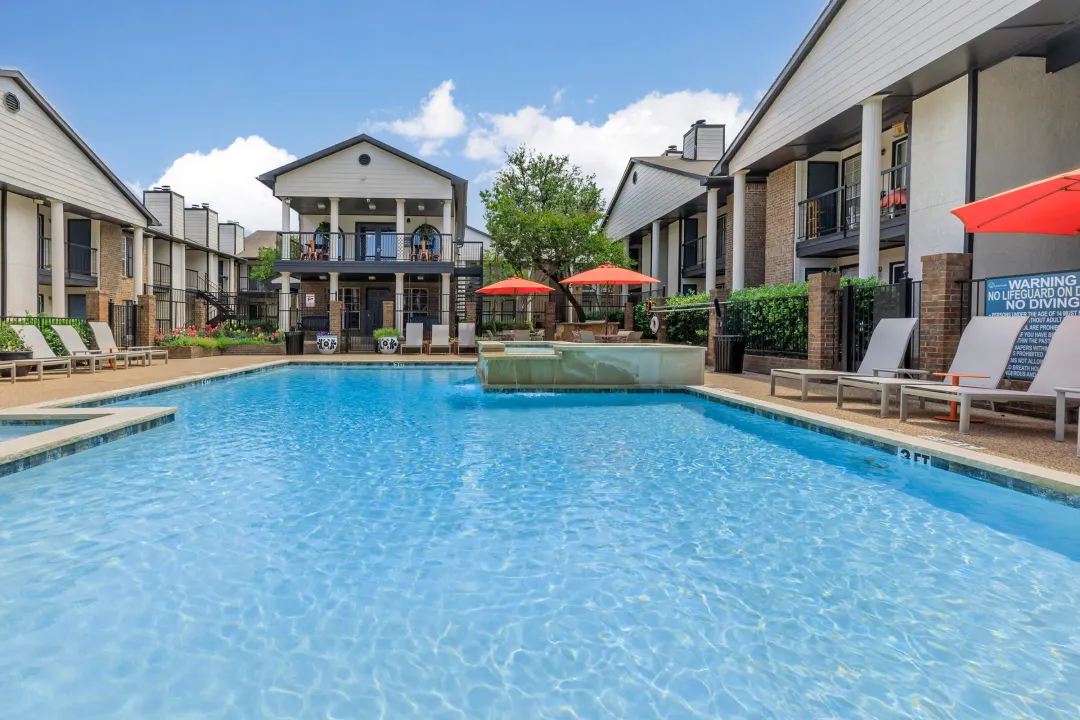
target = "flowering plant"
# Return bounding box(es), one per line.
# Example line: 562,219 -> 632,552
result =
154,321 -> 282,347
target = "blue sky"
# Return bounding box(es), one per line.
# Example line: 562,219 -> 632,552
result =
2,0 -> 825,230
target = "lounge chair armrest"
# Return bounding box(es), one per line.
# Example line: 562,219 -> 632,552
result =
873,368 -> 928,377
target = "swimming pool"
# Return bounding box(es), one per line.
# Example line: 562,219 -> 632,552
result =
1,366 -> 1078,718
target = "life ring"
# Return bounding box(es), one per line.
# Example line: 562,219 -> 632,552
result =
649,314 -> 660,333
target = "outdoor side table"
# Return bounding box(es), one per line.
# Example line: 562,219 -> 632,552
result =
1052,387 -> 1080,453
931,372 -> 990,423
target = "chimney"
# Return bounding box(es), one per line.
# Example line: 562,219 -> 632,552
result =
683,120 -> 726,161
663,144 -> 683,158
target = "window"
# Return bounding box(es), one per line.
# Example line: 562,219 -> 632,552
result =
681,284 -> 697,295
889,261 -> 907,283
121,234 -> 134,277
891,138 -> 909,189
405,289 -> 429,316
716,215 -> 727,261
842,155 -> 861,187
37,294 -> 44,314
410,224 -> 442,260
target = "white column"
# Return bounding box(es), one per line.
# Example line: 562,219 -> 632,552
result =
732,173 -> 747,291
705,188 -> 719,293
280,198 -> 291,260
329,271 -> 339,300
278,271 -> 291,329
859,95 -> 886,279
621,238 -> 631,306
396,199 -> 407,260
133,226 -> 145,296
146,232 -> 155,291
667,222 -> 680,296
650,220 -> 662,294
329,197 -> 340,261
50,199 -> 66,316
640,233 -> 652,284
441,272 -> 451,326
442,199 -> 452,236
394,272 -> 404,332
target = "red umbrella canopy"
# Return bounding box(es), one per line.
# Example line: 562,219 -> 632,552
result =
476,276 -> 555,295
952,168 -> 1080,235
560,264 -> 660,285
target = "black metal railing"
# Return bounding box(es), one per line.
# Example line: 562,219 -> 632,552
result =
37,238 -> 98,278
238,276 -> 274,292
153,262 -> 172,287
798,187 -> 843,241
480,299 -> 550,335
721,295 -> 809,358
1,315 -> 91,355
840,278 -> 921,371
681,236 -> 725,274
108,300 -> 138,348
38,236 -> 50,270
880,163 -> 908,220
276,232 -> 481,267
186,269 -> 208,291
798,165 -> 908,242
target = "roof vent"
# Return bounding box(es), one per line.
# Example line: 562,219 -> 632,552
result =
161,185 -> 171,191
695,118 -> 706,125
3,92 -> 20,113
202,203 -> 210,209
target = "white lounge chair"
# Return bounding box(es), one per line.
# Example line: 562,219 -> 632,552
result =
89,321 -> 168,365
401,323 -> 424,354
52,324 -> 137,372
578,330 -> 596,343
512,329 -> 530,342
11,325 -> 73,380
836,315 -> 1029,417
429,324 -> 451,354
770,317 -> 921,401
901,315 -> 1080,434
1,361 -> 16,384
457,324 -> 477,354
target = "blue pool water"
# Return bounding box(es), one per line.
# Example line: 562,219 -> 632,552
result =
1,367 -> 1079,719
0,421 -> 67,442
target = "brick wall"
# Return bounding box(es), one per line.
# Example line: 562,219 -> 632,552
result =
98,222 -> 136,303
743,354 -> 808,375
723,195 -> 734,292
764,163 -> 796,285
745,182 -> 767,288
919,253 -> 972,374
808,271 -> 841,369
137,295 -> 156,347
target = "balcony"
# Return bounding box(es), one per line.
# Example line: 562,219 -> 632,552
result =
37,236 -> 99,285
795,165 -> 908,258
153,262 -> 172,288
238,276 -> 274,293
186,269 -> 208,291
681,235 -> 725,279
276,232 -> 483,273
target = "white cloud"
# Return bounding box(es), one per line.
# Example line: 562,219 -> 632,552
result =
371,80 -> 466,155
552,88 -> 565,105
464,89 -> 751,199
146,136 -> 295,232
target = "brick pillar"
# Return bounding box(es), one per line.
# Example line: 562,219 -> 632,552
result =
919,252 -> 972,374
193,298 -> 208,328
137,294 -> 156,348
705,290 -> 719,368
624,301 -> 634,330
381,301 -> 395,331
85,289 -> 110,323
329,300 -> 343,352
543,299 -> 555,340
808,271 -> 841,370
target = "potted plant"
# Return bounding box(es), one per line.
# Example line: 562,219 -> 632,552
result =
374,327 -> 401,354
315,331 -> 338,355
0,322 -> 32,378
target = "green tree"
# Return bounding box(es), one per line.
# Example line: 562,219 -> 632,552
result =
480,147 -> 628,318
249,245 -> 281,282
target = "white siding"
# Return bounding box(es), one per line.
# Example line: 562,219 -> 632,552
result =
464,226 -> 490,250
143,192 -> 172,232
2,192 -> 39,314
605,161 -> 705,241
907,76 -> 968,280
683,128 -> 697,161
274,142 -> 453,200
171,192 -> 185,238
206,209 -> 219,251
171,242 -> 186,291
974,57 -> 1080,279
695,127 -> 726,161
218,223 -> 244,255
731,0 -> 1040,171
235,225 -> 245,255
184,208 -> 208,246
0,76 -> 146,227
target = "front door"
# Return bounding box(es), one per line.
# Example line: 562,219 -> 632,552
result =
364,288 -> 391,334
806,161 -> 839,236
356,223 -> 397,260
342,288 -> 362,329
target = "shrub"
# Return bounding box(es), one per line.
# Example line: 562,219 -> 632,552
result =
7,316 -> 92,356
154,322 -> 282,347
373,327 -> 400,340
0,322 -> 30,352
659,292 -> 711,346
583,309 -> 622,323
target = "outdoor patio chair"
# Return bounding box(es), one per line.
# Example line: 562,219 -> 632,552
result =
836,315 -> 1029,417
578,330 -> 596,343
625,331 -> 643,342
10,325 -> 73,380
51,325 -> 135,372
457,324 -> 477,353
900,315 -> 1080,434
512,329 -> 530,342
89,322 -> 168,365
1,361 -> 16,384
402,323 -> 424,354
770,317 -> 921,401
430,325 -> 452,354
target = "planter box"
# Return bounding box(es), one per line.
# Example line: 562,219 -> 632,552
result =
164,344 -> 285,359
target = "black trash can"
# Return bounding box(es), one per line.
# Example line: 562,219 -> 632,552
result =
714,335 -> 746,374
285,331 -> 304,355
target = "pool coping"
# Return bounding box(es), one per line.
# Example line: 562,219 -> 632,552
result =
2,361 -> 1078,506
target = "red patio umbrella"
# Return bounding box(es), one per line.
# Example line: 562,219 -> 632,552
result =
559,264 -> 660,285
476,276 -> 555,295
951,168 -> 1080,235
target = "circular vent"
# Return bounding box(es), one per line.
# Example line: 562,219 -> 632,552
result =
3,92 -> 20,113
632,170 -> 638,184
358,153 -> 371,166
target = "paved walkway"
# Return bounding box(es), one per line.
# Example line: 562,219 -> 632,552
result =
705,371 -> 1080,474
0,354 -> 476,410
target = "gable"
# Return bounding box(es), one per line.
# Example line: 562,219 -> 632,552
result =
731,0 -> 1041,171
0,74 -> 149,226
272,141 -> 454,200
605,161 -> 705,240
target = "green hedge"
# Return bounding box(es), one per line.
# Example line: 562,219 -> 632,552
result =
7,316 -> 92,356
657,292 -> 710,346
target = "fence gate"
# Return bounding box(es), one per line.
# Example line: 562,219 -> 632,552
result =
840,278 -> 920,371
109,300 -> 139,348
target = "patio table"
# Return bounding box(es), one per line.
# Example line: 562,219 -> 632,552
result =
932,372 -> 990,423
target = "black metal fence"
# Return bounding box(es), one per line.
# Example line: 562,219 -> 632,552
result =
480,297 -> 550,334
108,301 -> 138,348
721,295 -> 809,357
840,278 -> 921,371
279,232 -> 483,269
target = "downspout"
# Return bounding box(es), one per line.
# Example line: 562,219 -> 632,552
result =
1,189 -> 7,317
963,69 -> 979,255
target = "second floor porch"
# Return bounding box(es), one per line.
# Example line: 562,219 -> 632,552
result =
796,163 -> 909,258
275,231 -> 483,275
37,236 -> 98,287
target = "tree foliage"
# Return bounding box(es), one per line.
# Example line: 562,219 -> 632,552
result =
249,245 -> 281,281
480,147 -> 628,317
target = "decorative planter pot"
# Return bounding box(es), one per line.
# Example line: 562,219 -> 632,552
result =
316,333 -> 338,355
378,336 -> 399,354
0,349 -> 32,378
